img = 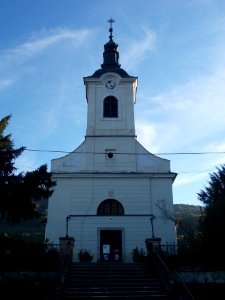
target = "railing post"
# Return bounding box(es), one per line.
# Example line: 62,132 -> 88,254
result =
149,215 -> 156,239
59,236 -> 75,260
65,216 -> 71,237
145,238 -> 161,255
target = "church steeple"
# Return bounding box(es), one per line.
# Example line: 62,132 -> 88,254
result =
101,18 -> 121,69
88,19 -> 133,78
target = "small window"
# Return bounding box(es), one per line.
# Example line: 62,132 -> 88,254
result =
103,96 -> 118,118
97,199 -> 124,216
105,149 -> 116,160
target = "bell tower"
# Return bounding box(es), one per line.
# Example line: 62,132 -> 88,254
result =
83,19 -> 138,138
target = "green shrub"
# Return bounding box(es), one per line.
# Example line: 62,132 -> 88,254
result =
78,249 -> 93,262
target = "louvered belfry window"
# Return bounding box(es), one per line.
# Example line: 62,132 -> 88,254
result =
103,96 -> 118,118
97,199 -> 124,215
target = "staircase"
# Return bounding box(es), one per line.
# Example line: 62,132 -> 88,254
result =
61,262 -> 171,299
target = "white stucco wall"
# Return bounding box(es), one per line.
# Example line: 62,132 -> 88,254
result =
85,73 -> 137,137
51,138 -> 171,173
45,173 -> 176,262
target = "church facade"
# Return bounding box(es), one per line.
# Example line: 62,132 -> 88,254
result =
45,23 -> 177,263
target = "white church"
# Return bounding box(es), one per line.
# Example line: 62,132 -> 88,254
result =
45,21 -> 177,263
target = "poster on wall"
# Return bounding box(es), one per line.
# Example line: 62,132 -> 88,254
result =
103,244 -> 110,254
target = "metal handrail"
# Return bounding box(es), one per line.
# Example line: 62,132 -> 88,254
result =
154,249 -> 195,300
47,253 -> 72,300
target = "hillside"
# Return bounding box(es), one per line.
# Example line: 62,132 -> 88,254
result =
174,204 -> 203,243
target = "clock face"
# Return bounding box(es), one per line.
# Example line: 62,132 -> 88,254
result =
105,79 -> 116,90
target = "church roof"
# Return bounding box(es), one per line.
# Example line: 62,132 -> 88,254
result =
87,19 -> 134,79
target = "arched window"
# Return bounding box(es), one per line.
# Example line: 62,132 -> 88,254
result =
103,96 -> 118,118
97,199 -> 124,216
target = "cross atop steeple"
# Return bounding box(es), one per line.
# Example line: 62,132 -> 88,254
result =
108,18 -> 115,41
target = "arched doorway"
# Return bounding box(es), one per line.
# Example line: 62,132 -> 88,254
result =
97,199 -> 124,262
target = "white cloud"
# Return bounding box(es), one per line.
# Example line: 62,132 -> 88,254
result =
20,28 -> 90,53
202,142 -> 225,169
203,141 -> 225,154
173,148 -> 225,188
0,28 -> 91,67
0,78 -> 15,90
136,65 -> 225,151
135,122 -> 158,152
38,80 -> 73,136
121,26 -> 156,69
174,172 -> 209,187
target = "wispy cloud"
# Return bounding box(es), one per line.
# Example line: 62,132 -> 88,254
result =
0,28 -> 91,66
135,122 -> 158,153
121,26 -> 156,69
0,27 -> 92,88
0,78 -> 16,91
0,26 -> 93,156
136,65 -> 225,151
174,172 -> 209,187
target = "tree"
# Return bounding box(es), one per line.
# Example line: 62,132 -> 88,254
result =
174,204 -> 203,245
0,115 -> 25,176
155,200 -> 197,243
0,115 -> 56,223
197,164 -> 225,262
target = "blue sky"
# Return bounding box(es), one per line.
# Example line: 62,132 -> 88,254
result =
1,0 -> 225,206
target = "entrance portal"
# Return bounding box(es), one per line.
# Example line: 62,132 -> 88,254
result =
100,230 -> 122,262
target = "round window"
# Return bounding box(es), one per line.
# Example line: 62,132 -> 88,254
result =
108,152 -> 114,159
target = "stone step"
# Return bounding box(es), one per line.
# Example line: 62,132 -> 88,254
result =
61,263 -> 169,300
65,279 -> 159,285
63,293 -> 168,300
